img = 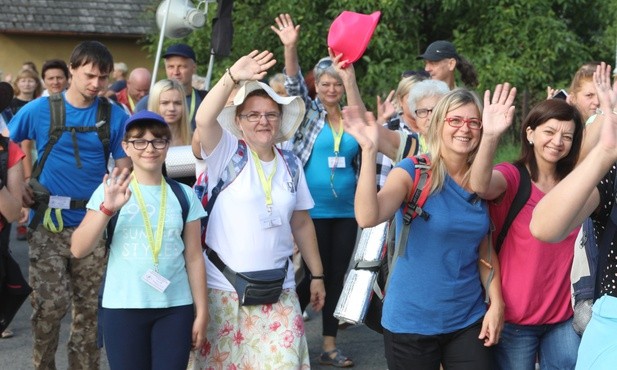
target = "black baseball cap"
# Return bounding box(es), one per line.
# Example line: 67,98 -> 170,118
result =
0,82 -> 13,112
162,44 -> 197,63
417,40 -> 459,61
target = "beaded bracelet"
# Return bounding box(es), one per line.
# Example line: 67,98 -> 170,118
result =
226,68 -> 238,85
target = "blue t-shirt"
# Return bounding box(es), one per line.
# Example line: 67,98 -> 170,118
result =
88,181 -> 206,308
382,158 -> 489,335
303,124 -> 358,218
9,94 -> 128,226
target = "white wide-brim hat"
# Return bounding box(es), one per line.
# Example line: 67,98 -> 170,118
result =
218,81 -> 305,144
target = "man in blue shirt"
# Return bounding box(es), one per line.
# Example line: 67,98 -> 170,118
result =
9,41 -> 131,370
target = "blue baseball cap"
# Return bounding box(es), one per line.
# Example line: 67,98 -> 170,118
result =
162,43 -> 197,63
124,110 -> 168,134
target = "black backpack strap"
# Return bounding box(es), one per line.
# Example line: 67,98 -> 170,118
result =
166,177 -> 189,236
96,97 -> 112,169
495,162 -> 531,253
32,94 -> 65,180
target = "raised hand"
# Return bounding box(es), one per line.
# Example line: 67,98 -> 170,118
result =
271,14 -> 300,48
593,62 -> 617,115
328,47 -> 355,82
482,83 -> 517,138
228,50 -> 276,83
376,90 -> 396,125
342,105 -> 379,151
102,167 -> 132,213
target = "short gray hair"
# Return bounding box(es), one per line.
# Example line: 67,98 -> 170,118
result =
407,79 -> 449,118
313,57 -> 341,84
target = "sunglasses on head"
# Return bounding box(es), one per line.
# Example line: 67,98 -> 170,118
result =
315,59 -> 333,71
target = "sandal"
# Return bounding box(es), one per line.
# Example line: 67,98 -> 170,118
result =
1,329 -> 14,339
319,348 -> 354,368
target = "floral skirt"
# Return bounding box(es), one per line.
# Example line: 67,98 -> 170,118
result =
187,288 -> 310,370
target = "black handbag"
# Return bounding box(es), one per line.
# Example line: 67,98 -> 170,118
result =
207,248 -> 288,306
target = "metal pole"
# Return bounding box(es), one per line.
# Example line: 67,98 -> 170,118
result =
151,0 -> 172,92
204,49 -> 215,91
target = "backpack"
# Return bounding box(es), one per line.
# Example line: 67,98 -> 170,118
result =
29,94 -> 112,231
346,154 -> 432,334
193,140 -> 300,250
494,162 -> 531,253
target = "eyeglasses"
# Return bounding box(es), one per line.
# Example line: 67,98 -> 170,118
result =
239,112 -> 281,123
414,108 -> 434,118
126,139 -> 170,150
444,117 -> 483,130
315,58 -> 333,71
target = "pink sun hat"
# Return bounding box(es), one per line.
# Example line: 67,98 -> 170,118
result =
327,10 -> 381,66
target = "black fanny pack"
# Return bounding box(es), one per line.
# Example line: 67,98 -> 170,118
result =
207,248 -> 289,306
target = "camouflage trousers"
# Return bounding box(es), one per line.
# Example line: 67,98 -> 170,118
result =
28,225 -> 107,370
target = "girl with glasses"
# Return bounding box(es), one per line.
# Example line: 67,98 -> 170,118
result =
70,111 -> 208,369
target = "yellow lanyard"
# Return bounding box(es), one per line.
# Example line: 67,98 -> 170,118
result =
329,118 -> 344,198
250,149 -> 277,210
131,174 -> 167,270
187,89 -> 196,124
128,95 -> 135,112
331,117 -> 344,155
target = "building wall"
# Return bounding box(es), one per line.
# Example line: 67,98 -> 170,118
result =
0,33 -> 154,82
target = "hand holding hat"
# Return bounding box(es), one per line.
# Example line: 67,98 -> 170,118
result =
228,50 -> 276,84
271,13 -> 300,48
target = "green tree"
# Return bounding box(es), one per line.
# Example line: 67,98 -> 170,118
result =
144,0 -> 617,120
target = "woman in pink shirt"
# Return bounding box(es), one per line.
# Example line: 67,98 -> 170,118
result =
471,98 -> 584,370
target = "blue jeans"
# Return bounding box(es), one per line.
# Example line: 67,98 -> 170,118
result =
493,318 -> 580,370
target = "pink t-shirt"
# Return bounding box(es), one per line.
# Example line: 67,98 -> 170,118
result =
490,163 -> 577,325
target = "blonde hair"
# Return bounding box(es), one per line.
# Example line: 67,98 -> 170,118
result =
394,75 -> 427,111
147,79 -> 190,145
13,68 -> 43,98
425,88 -> 483,194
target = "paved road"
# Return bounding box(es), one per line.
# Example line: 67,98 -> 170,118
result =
0,228 -> 387,369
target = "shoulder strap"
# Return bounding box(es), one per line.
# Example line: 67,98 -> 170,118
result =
96,97 -> 112,168
276,147 -> 300,190
495,162 -> 531,254
386,154 -> 432,290
198,140 -> 250,249
32,95 -> 111,180
105,177 -> 189,249
32,94 -> 65,180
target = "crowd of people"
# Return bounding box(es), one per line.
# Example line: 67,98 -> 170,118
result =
1,10 -> 617,370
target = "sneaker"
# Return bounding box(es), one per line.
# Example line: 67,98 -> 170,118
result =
16,225 -> 27,241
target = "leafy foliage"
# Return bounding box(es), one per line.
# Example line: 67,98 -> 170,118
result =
145,0 -> 617,122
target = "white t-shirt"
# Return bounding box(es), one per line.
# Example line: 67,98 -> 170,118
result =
87,180 -> 206,308
203,130 -> 314,291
